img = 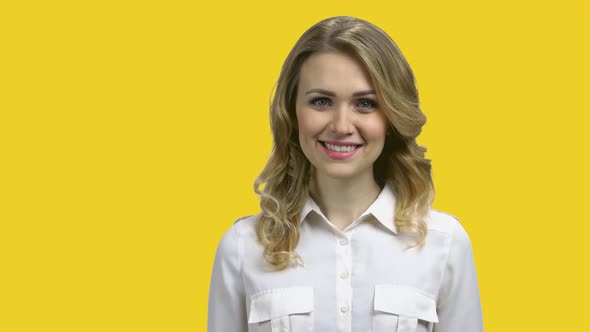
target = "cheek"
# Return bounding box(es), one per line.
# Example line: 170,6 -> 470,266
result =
363,119 -> 388,142
296,111 -> 321,138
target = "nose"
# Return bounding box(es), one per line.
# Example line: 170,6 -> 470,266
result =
330,105 -> 354,135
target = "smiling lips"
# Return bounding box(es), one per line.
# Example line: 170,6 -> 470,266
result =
319,140 -> 363,160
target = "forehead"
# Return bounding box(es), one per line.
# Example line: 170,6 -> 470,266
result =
298,52 -> 374,93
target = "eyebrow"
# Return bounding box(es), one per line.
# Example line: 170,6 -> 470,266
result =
304,89 -> 376,97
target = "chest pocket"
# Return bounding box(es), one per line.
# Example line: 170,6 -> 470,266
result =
373,284 -> 438,332
247,286 -> 314,332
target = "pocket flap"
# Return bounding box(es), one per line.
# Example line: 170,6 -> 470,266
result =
248,286 -> 314,324
374,284 -> 438,323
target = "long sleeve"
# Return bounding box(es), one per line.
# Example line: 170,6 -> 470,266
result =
207,224 -> 248,332
434,219 -> 484,332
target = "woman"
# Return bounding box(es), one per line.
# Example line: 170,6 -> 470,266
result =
208,16 -> 483,332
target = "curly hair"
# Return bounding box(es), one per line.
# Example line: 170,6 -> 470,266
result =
253,16 -> 435,271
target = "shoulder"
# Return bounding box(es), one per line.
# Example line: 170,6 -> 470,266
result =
214,214 -> 260,260
214,213 -> 261,250
427,209 -> 472,249
231,213 -> 260,236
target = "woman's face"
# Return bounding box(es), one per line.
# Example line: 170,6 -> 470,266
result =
295,51 -> 389,181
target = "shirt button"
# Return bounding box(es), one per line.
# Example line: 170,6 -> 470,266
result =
339,238 -> 348,245
340,305 -> 349,313
340,271 -> 349,279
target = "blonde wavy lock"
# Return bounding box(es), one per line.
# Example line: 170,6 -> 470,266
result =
253,16 -> 435,271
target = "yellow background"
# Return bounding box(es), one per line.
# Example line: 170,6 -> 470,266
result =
1,1 -> 589,331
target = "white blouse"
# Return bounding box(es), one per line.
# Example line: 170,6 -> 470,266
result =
207,183 -> 483,332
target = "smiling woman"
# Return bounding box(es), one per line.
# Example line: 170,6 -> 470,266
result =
208,16 -> 483,332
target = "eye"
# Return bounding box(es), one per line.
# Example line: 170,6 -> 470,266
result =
357,99 -> 378,111
310,97 -> 331,109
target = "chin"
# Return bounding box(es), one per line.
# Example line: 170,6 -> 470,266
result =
316,166 -> 363,180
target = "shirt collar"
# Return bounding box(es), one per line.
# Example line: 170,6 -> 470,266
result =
299,182 -> 398,234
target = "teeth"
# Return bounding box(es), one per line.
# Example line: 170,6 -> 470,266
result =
324,142 -> 358,152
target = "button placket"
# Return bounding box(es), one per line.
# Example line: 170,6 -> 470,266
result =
335,234 -> 352,332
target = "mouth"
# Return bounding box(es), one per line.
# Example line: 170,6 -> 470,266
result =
319,140 -> 363,151
318,140 -> 363,160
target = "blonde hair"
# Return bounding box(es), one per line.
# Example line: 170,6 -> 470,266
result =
253,16 -> 435,271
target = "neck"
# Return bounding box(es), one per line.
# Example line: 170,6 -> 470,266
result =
310,169 -> 382,229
